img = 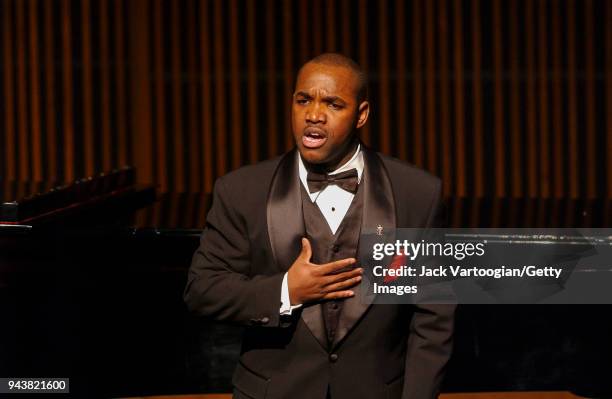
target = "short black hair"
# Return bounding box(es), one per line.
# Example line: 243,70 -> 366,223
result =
298,53 -> 368,102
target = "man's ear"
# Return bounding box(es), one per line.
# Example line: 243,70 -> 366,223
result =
356,101 -> 370,129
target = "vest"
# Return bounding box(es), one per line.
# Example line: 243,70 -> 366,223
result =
300,182 -> 364,348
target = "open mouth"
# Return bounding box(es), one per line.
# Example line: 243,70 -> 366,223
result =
302,128 -> 328,149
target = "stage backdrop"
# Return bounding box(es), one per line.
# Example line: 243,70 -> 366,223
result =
0,0 -> 611,199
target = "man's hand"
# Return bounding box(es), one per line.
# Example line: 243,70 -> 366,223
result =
287,238 -> 363,305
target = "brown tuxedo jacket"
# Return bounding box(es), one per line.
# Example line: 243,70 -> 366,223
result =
184,147 -> 456,399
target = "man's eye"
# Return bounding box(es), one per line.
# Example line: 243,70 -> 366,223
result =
329,103 -> 343,110
296,98 -> 309,105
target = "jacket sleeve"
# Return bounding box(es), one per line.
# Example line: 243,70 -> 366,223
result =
402,182 -> 457,399
183,177 -> 285,327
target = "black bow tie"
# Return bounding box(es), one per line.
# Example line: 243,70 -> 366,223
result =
306,168 -> 359,194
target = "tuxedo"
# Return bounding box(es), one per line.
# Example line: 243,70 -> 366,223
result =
184,146 -> 455,399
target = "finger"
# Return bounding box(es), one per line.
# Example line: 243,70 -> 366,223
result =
318,257 -> 357,275
321,290 -> 355,301
300,237 -> 312,262
323,276 -> 362,293
322,268 -> 363,286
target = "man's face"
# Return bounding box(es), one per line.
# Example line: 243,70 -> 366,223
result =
291,63 -> 369,169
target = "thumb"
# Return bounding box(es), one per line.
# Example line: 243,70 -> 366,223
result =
300,237 -> 312,262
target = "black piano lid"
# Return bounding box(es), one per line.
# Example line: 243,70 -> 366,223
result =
0,166 -> 155,230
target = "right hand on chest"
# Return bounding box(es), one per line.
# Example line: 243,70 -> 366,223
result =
287,238 -> 363,305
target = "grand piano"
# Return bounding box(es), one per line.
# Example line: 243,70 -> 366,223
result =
1,169 -> 611,398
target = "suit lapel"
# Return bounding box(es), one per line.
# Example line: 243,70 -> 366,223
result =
332,147 -> 397,349
266,150 -> 327,348
267,150 -> 304,273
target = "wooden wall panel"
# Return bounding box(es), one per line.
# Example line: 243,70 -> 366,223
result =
607,0 -> 612,200
509,0 -> 522,198
186,0 -> 200,192
425,0 -> 437,174
0,0 -> 610,200
378,0 -> 391,155
551,0 -> 563,198
16,0 -> 29,181
200,0 -> 213,192
492,0 -> 505,197
264,0 -> 278,158
282,0 -> 295,152
471,0 -> 485,197
28,0 -> 42,182
43,0 -> 58,181
81,0 -> 94,177
60,0 -> 75,182
438,0 -> 452,196
2,0 -> 16,181
130,0 -> 152,186
114,0 -> 128,168
357,0 -> 370,146
411,0 -> 424,168
525,0 -> 537,198
212,0 -> 226,179
152,0 -> 167,190
566,0 -> 579,199
395,0 -> 407,161
584,0 -> 597,198
537,0 -> 550,198
453,0 -> 466,197
170,0 -> 184,192
99,0 -> 111,172
228,0 -> 241,172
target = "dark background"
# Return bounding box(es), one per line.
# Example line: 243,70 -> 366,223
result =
1,1 -> 612,398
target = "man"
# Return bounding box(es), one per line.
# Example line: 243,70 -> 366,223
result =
184,53 -> 455,399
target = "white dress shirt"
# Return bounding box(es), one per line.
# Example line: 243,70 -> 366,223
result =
280,145 -> 364,315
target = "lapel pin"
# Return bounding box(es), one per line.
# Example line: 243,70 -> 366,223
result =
376,224 -> 383,236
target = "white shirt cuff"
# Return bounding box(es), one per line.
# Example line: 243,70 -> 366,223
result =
280,272 -> 302,315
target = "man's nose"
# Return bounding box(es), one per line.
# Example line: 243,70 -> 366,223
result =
305,103 -> 326,124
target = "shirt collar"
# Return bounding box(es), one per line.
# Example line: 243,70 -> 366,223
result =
298,143 -> 364,195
